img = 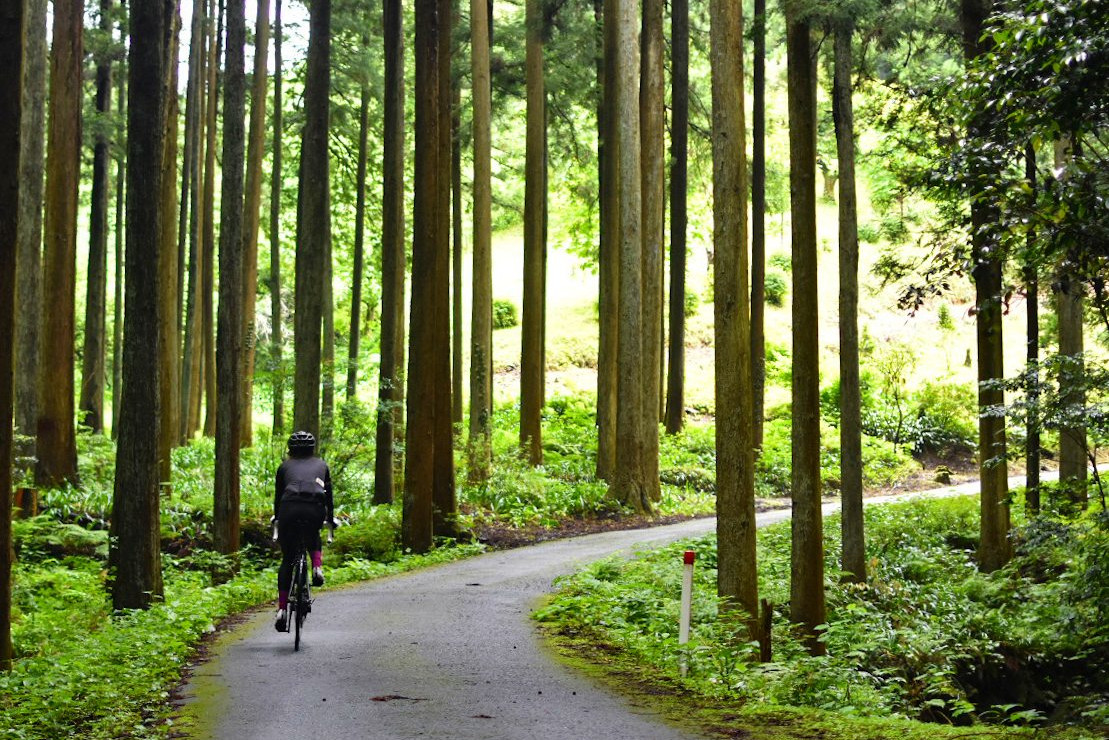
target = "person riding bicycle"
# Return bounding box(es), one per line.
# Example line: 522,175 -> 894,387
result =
274,430 -> 335,632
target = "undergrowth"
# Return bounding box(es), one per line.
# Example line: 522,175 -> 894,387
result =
536,495 -> 1109,737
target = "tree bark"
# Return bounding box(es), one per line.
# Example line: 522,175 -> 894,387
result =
833,19 -> 864,584
610,0 -> 650,513
404,0 -> 440,552
640,0 -> 663,502
664,0 -> 688,436
80,0 -> 115,435
321,217 -> 335,443
240,0 -> 271,447
0,0 -> 26,670
520,0 -> 547,466
15,0 -> 47,451
750,0 -> 767,451
158,10 -> 181,488
269,0 -> 285,436
112,63 -> 126,440
202,0 -> 224,438
596,0 -> 619,480
467,0 -> 494,482
961,0 -> 1010,572
111,0 -> 169,610
711,0 -> 758,636
786,11 -> 826,655
452,66 -> 464,428
214,0 -> 247,555
375,0 -> 406,504
179,0 -> 207,444
347,80 -> 370,401
1024,144 -> 1040,515
36,0 -> 83,488
293,0 -> 331,437
433,0 -> 457,535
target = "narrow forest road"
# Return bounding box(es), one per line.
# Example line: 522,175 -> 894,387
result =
174,475 -> 1033,740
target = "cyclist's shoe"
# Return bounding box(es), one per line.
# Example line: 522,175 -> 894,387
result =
274,608 -> 288,632
312,566 -> 325,587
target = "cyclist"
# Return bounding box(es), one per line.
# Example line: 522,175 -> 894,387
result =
274,430 -> 335,632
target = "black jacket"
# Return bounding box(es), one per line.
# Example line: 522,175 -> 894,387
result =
274,455 -> 335,523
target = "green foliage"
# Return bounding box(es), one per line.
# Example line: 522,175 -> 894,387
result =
539,496 -> 1109,730
936,303 -> 954,332
768,253 -> 792,272
764,271 -> 789,307
329,504 -> 402,562
684,289 -> 700,318
493,298 -> 519,329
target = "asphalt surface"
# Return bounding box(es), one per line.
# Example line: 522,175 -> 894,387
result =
175,477 -> 1016,740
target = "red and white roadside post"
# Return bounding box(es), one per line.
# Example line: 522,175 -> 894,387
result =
679,550 -> 694,677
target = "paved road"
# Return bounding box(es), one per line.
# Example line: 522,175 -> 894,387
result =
176,478 -> 1016,740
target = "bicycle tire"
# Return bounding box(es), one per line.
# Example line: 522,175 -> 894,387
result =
293,552 -> 305,651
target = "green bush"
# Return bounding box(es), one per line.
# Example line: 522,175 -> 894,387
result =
768,253 -> 792,271
764,271 -> 789,307
683,289 -> 700,318
330,504 -> 402,562
493,298 -> 519,329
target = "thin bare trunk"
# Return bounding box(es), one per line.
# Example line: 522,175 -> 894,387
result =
15,0 -> 47,448
664,0 -> 688,436
80,0 -> 115,435
610,0 -> 649,513
1024,144 -> 1040,515
787,12 -> 826,654
640,0 -> 664,501
375,0 -> 406,504
293,0 -> 331,437
467,0 -> 493,482
0,0 -> 26,670
404,0 -> 440,551
111,0 -> 169,610
347,81 -> 369,401
834,19 -> 864,583
321,219 -> 335,443
596,0 -> 619,480
37,0 -> 83,487
520,0 -> 546,466
750,0 -> 766,450
269,0 -> 285,435
113,69 -> 126,440
202,0 -> 224,438
452,73 -> 464,428
158,10 -> 181,488
240,0 -> 271,447
711,0 -> 758,638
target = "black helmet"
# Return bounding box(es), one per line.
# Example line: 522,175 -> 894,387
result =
287,430 -> 316,454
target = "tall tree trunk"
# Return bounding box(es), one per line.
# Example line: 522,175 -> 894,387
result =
750,0 -> 767,451
664,0 -> 688,436
0,0 -> 26,670
36,0 -> 83,488
375,0 -> 406,504
520,0 -> 546,466
404,0 -> 440,551
15,0 -> 47,451
347,80 -> 369,401
179,0 -> 207,443
833,19 -> 864,583
293,0 -> 331,437
1024,144 -> 1040,515
321,218 -> 335,443
433,0 -> 457,535
80,0 -> 115,435
962,0 -> 1010,572
1054,140 -> 1086,508
787,12 -> 826,655
269,0 -> 285,435
240,0 -> 271,447
452,71 -> 464,428
641,0 -> 664,500
610,0 -> 650,513
711,0 -> 758,638
215,0 -> 248,555
467,0 -> 493,482
158,10 -> 182,489
202,0 -> 224,438
596,0 -> 619,480
112,66 -> 126,439
111,0 -> 169,610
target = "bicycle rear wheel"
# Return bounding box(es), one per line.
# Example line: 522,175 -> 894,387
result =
293,553 -> 306,651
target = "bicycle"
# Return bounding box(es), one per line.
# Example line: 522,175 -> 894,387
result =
272,517 -> 334,652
